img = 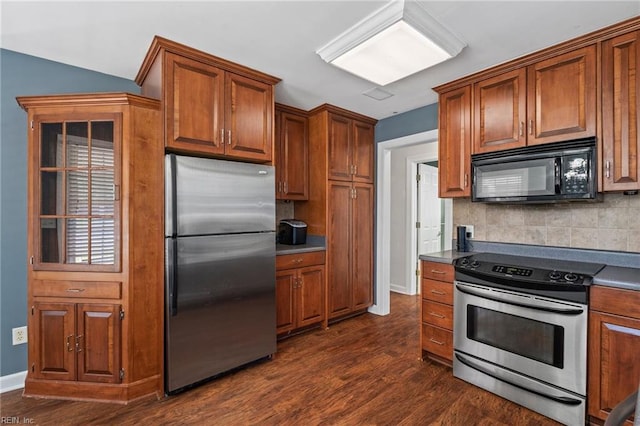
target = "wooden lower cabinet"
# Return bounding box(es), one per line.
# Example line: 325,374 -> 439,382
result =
327,181 -> 373,319
420,261 -> 454,366
588,285 -> 640,425
276,251 -> 326,336
32,302 -> 121,383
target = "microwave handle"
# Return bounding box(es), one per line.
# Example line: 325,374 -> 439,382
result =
554,157 -> 562,194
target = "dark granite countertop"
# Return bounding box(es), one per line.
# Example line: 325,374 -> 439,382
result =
276,243 -> 326,255
592,265 -> 640,291
419,244 -> 639,291
419,250 -> 474,264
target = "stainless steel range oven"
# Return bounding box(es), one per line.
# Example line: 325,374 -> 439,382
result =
453,253 -> 604,426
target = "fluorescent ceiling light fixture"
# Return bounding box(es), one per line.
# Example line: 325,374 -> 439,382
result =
317,1 -> 466,86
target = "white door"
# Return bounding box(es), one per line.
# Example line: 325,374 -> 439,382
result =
417,163 -> 441,256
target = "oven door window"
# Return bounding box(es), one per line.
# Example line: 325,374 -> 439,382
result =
467,305 -> 564,368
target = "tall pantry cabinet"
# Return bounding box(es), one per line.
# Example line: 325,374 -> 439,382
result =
295,104 -> 376,320
18,93 -> 164,403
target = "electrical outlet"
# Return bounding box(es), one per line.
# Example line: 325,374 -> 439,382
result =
464,225 -> 474,239
12,326 -> 27,345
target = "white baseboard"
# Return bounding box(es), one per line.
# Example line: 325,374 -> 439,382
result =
390,284 -> 413,295
0,371 -> 26,393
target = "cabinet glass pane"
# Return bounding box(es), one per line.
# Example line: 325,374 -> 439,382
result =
40,218 -> 62,263
40,171 -> 62,215
41,123 -> 63,168
66,122 -> 88,167
66,218 -> 89,264
91,121 -> 114,167
91,218 -> 114,264
91,170 -> 114,215
66,170 -> 88,215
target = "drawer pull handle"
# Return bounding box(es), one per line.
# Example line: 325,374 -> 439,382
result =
429,338 -> 444,346
431,270 -> 446,275
66,288 -> 85,293
293,259 -> 303,264
429,312 -> 445,319
430,290 -> 445,295
66,335 -> 74,352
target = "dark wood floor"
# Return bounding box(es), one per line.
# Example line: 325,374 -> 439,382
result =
1,293 -> 559,425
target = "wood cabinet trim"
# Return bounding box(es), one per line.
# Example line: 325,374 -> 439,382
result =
136,36 -> 280,86
434,16 -> 640,94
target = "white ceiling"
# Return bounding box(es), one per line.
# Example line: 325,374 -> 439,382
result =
2,1 -> 639,120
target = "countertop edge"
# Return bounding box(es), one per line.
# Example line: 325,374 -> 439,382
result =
419,250 -> 639,291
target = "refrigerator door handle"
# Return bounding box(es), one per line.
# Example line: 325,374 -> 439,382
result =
169,154 -> 178,237
168,239 -> 179,316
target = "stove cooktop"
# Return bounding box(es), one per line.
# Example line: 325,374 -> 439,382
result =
454,252 -> 605,285
453,253 -> 606,304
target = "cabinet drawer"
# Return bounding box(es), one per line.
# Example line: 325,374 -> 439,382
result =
422,324 -> 453,361
591,285 -> 640,318
422,261 -> 454,282
422,279 -> 453,304
276,250 -> 325,270
422,300 -> 453,330
32,280 -> 122,299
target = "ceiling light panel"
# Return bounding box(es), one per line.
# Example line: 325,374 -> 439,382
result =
317,0 -> 466,86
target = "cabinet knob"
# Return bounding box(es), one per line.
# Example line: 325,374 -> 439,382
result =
66,335 -> 74,352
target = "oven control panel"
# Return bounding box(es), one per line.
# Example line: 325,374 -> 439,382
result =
491,265 -> 532,277
455,256 -> 588,285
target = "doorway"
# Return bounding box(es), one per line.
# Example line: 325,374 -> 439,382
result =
372,129 -> 445,316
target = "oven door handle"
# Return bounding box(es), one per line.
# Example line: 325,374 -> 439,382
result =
455,353 -> 583,406
455,283 -> 585,315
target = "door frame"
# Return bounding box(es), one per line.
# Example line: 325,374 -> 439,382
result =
370,129 -> 438,316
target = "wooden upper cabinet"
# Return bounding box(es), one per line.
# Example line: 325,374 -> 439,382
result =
352,120 -> 375,183
602,30 -> 640,192
275,104 -> 308,200
328,113 -> 353,181
327,111 -> 375,183
472,46 -> 596,153
473,68 -> 527,153
136,36 -> 280,163
527,46 -> 596,145
226,73 -> 273,161
165,52 -> 225,155
439,86 -> 471,197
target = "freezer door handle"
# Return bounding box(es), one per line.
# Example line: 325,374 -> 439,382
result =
168,239 -> 179,316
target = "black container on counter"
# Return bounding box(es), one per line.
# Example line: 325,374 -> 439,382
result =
278,219 -> 307,245
456,226 -> 468,252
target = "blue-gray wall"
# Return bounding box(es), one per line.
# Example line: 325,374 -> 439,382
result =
0,49 -> 138,377
375,103 -> 438,142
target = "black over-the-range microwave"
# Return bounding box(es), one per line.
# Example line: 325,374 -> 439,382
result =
471,137 -> 600,203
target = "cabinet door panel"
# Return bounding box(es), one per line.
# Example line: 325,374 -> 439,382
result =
298,266 -> 325,327
32,302 -> 76,381
588,311 -> 640,423
527,46 -> 596,145
473,69 -> 527,153
351,183 -> 373,311
328,181 -> 352,317
226,73 -> 273,162
165,53 -> 225,154
328,114 -> 352,181
278,111 -> 308,199
276,269 -> 296,333
439,86 -> 471,197
602,30 -> 640,192
352,120 -> 374,183
76,304 -> 121,383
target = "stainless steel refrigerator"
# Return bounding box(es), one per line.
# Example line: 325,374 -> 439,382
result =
164,154 -> 276,394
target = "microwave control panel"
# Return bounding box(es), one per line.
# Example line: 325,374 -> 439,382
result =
563,154 -> 589,194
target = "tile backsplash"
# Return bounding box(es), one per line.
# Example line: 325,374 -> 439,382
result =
453,193 -> 640,253
276,200 -> 294,225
